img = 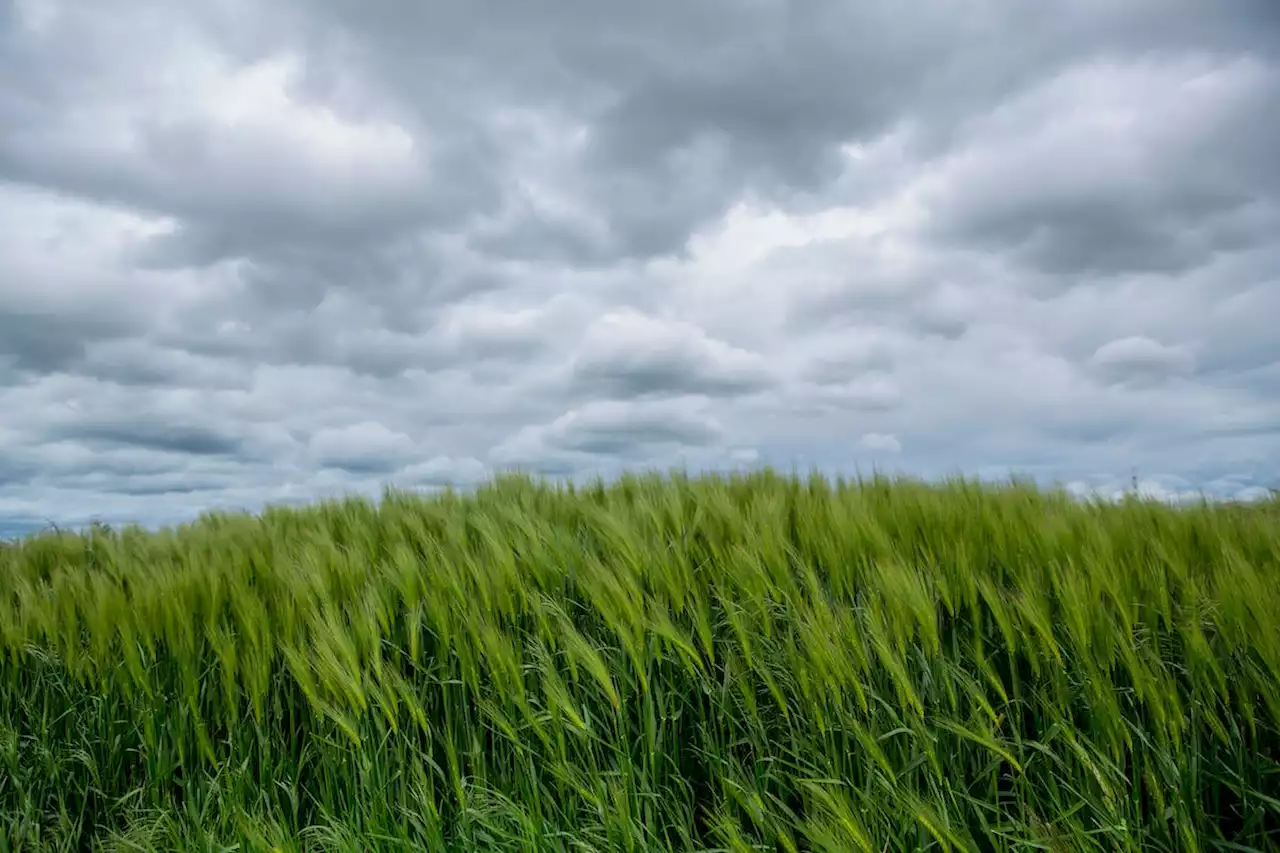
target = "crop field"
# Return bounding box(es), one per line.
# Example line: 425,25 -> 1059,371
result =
1,471 -> 1278,852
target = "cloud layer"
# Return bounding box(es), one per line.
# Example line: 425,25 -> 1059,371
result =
2,0 -> 1278,532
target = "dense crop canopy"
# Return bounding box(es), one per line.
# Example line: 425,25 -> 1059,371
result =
1,471 -> 1278,851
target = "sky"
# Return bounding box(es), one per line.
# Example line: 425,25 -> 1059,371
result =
1,0 -> 1278,535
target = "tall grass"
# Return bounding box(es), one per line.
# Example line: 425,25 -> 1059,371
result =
1,470 -> 1278,852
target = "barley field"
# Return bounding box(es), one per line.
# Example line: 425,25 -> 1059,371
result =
1,471 -> 1278,852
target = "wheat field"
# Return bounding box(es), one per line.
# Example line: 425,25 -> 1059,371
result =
1,470 -> 1278,852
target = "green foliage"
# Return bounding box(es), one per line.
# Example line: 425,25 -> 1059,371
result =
1,470 -> 1278,851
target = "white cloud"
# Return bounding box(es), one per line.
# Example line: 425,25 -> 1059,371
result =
857,432 -> 902,454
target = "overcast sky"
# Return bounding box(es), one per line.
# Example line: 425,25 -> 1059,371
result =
2,0 -> 1278,534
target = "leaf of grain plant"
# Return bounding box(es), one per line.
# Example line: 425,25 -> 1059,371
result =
934,717 -> 1025,775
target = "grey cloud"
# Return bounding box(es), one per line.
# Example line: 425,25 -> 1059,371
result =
492,455 -> 582,480
609,5 -> 1262,259
809,376 -> 901,413
777,237 -> 984,341
111,479 -> 230,497
10,378 -> 303,470
0,308 -> 133,375
953,204 -> 1219,277
309,421 -> 418,474
0,455 -> 39,489
6,0 -> 1279,274
1,30 -> 500,302
807,347 -> 896,384
856,432 -> 902,454
393,456 -> 489,488
469,218 -> 612,267
493,399 -> 724,469
156,280 -> 564,381
4,55 -> 432,226
791,282 -> 974,344
78,340 -> 251,389
1091,336 -> 1195,385
571,310 -> 773,399
780,245 -> 934,328
270,1 -> 1208,261
28,443 -> 195,481
52,420 -> 246,457
923,56 -> 1280,277
38,459 -> 242,497
1192,273 -> 1280,378
554,407 -> 722,455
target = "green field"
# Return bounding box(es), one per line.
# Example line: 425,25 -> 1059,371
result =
1,471 -> 1278,852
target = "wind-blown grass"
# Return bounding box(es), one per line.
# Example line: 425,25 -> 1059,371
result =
1,470 -> 1278,852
